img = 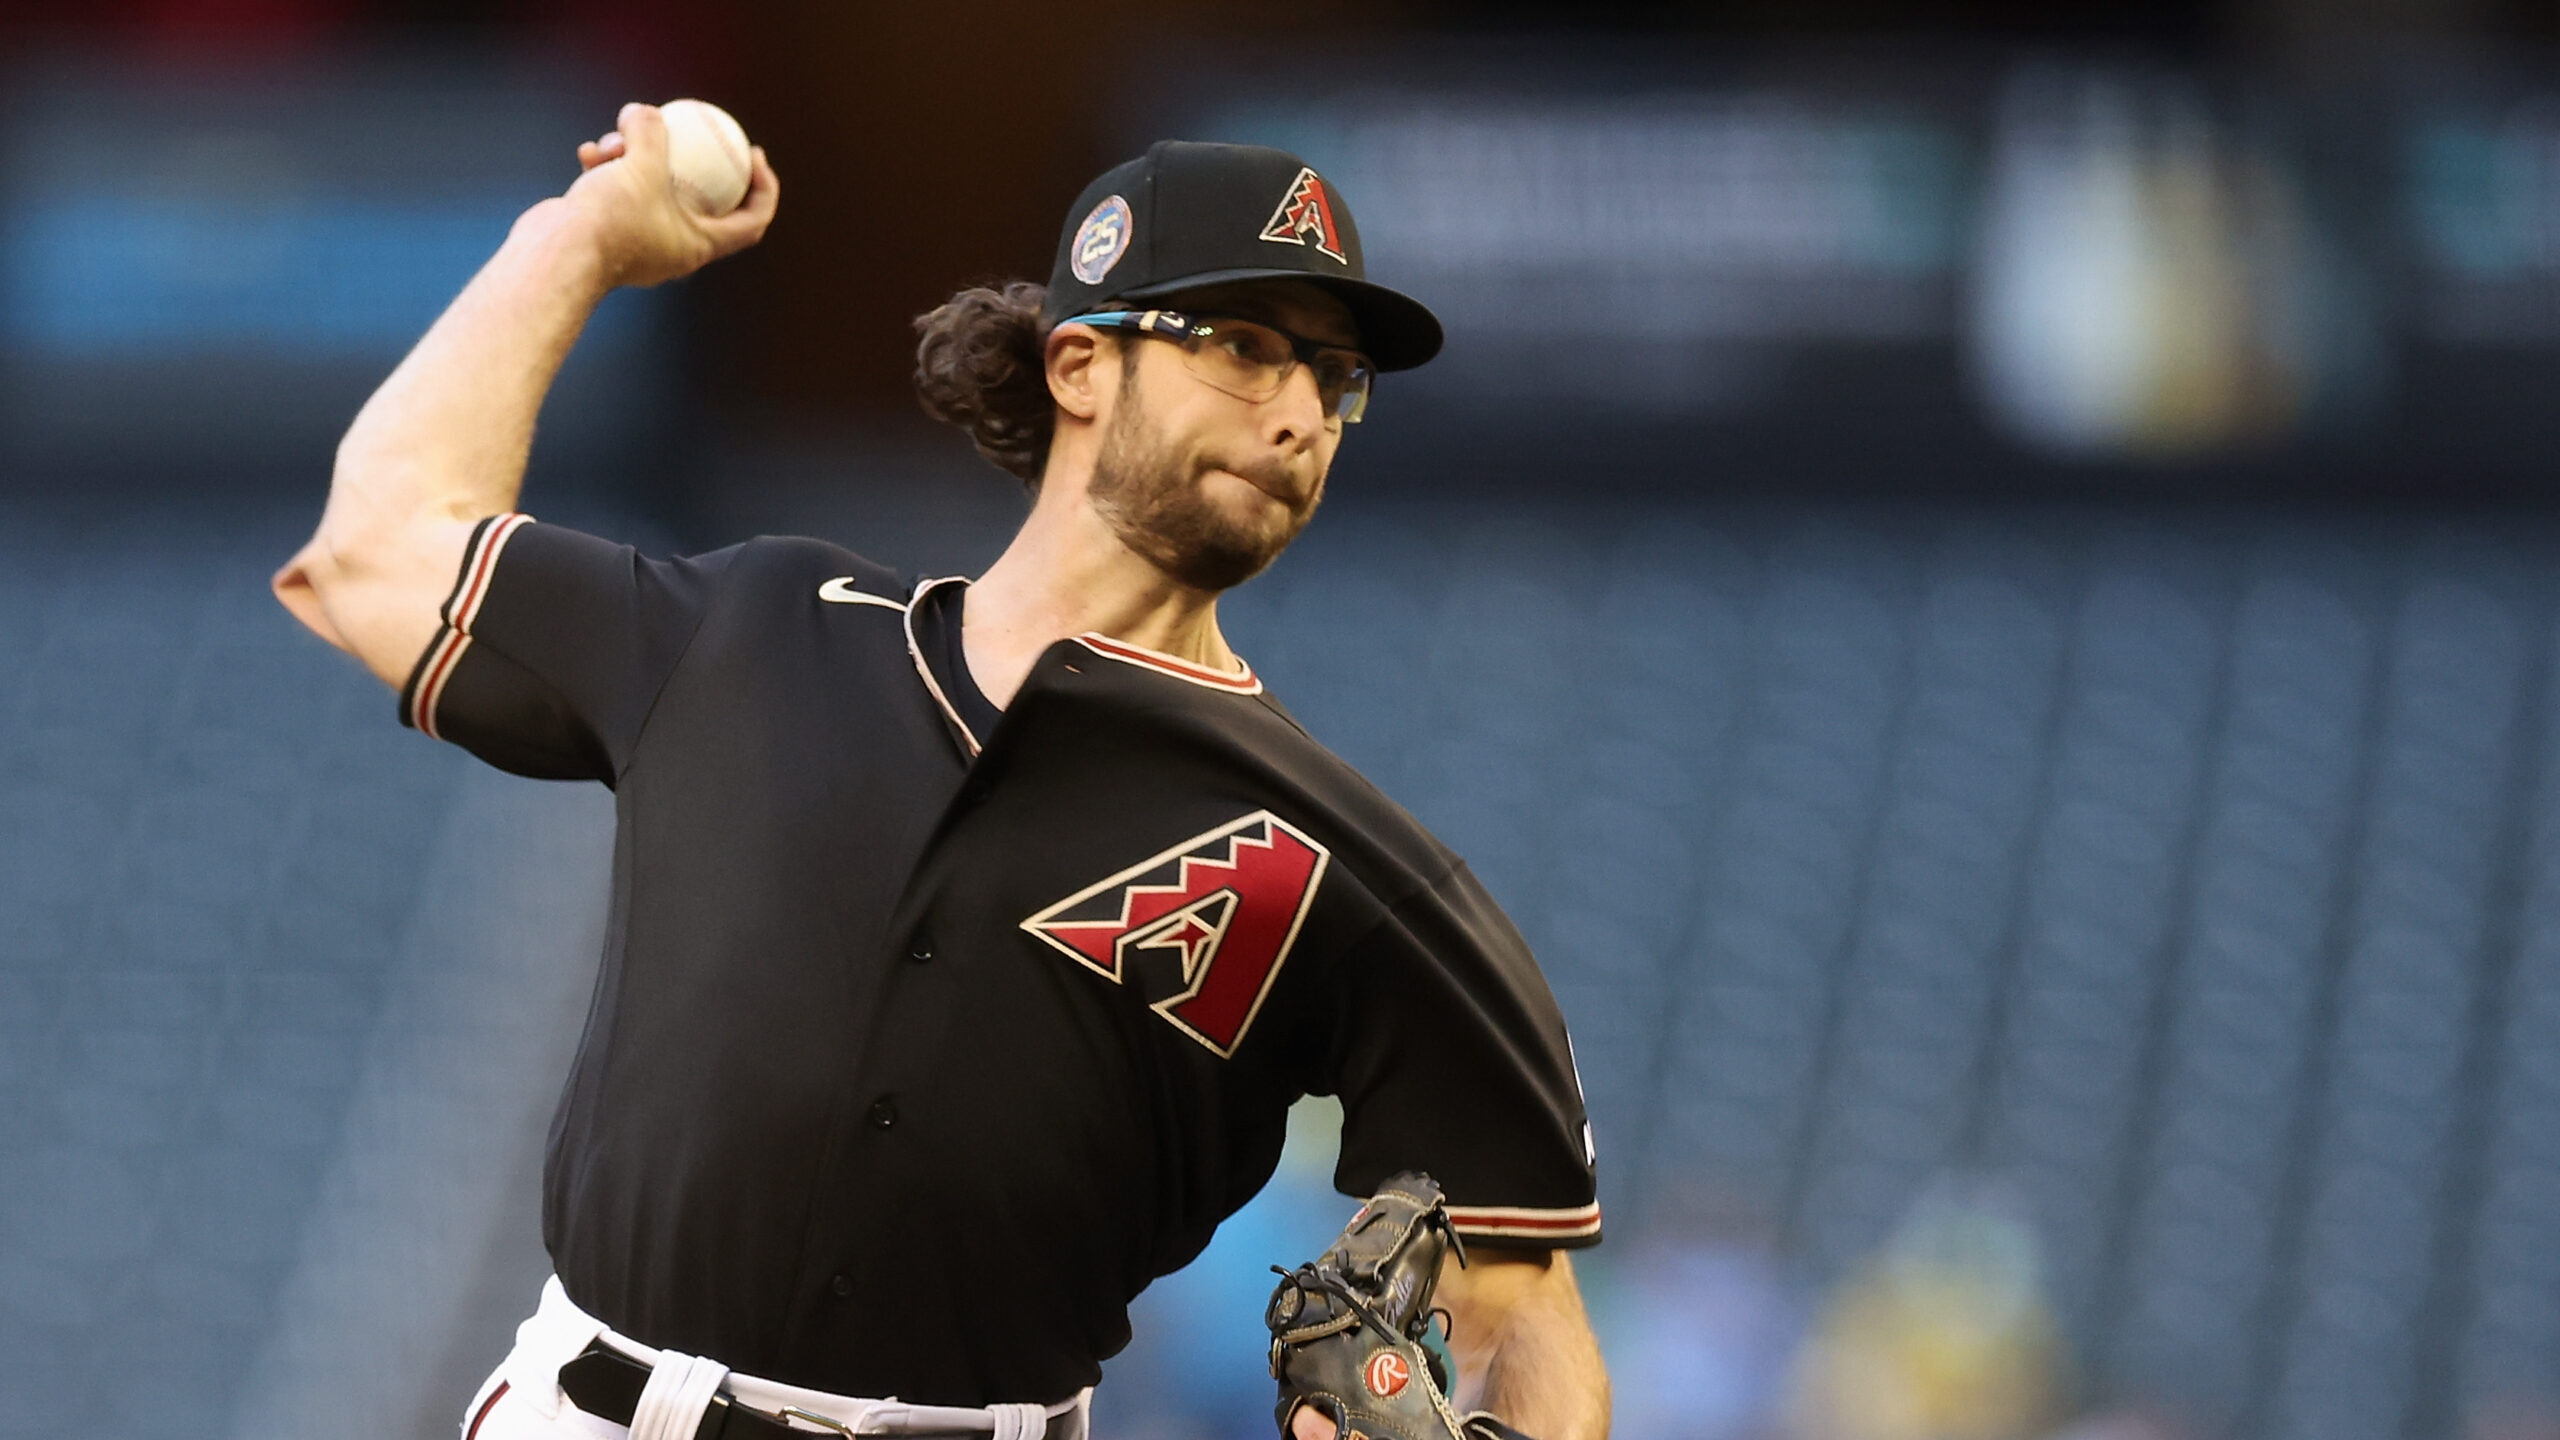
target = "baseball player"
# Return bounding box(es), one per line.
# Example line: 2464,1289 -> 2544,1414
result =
273,105 -> 1608,1440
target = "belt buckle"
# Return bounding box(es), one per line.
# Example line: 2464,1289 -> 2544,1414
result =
777,1406 -> 859,1437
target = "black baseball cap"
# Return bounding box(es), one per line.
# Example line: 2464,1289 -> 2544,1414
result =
1040,140 -> 1444,372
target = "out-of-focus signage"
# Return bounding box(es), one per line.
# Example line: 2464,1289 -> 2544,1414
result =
1967,70 -> 2384,457
1199,96 -> 1969,411
6,194 -> 522,356
1178,60 -> 2560,477
2407,100 -> 2560,343
0,61 -> 658,467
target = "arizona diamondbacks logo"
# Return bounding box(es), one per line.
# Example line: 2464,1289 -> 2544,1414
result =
1259,167 -> 1349,265
1022,811 -> 1330,1057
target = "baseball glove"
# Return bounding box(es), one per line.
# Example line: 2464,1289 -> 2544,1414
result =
1265,1171 -> 1537,1440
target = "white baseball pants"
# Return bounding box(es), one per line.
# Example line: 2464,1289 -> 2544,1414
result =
462,1277 -> 1092,1440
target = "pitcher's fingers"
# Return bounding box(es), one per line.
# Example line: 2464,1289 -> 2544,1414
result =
614,102 -> 668,167
702,146 -> 780,246
576,130 -> 626,171
739,147 -> 779,220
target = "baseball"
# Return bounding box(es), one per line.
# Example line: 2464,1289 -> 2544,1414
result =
659,98 -> 753,216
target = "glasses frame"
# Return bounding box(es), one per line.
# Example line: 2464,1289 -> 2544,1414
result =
1057,309 -> 1374,425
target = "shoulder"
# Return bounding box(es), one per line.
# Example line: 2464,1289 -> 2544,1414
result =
1010,640 -> 1456,881
1200,677 -> 1467,892
1308,754 -> 1464,899
713,534 -> 908,601
484,525 -> 902,599
610,535 -> 916,637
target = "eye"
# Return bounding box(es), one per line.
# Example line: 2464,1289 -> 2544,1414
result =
1310,354 -> 1364,392
1215,323 -> 1291,366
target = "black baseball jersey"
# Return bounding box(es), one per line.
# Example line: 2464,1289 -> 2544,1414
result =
398,514 -> 1600,1407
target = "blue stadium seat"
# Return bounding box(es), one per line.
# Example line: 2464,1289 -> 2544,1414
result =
0,497 -> 466,1440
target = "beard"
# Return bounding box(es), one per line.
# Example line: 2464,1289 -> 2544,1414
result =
1086,370 -> 1319,592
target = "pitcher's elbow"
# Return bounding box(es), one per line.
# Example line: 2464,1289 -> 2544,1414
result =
272,544 -> 351,652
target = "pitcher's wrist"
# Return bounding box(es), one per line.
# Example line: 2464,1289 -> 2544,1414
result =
507,196 -> 619,300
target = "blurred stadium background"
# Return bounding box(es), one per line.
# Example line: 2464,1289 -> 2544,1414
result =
1,2 -> 2557,1439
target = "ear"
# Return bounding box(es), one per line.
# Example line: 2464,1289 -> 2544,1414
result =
1045,324 -> 1109,423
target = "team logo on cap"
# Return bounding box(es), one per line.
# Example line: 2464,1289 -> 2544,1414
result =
1260,167 -> 1348,265
1071,194 -> 1134,285
1363,1350 -> 1411,1398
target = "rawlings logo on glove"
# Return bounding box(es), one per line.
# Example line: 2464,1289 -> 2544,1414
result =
1265,1172 -> 1537,1440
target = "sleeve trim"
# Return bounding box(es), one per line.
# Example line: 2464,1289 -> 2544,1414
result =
444,511 -> 533,633
399,512 -> 534,740
1446,1201 -> 1603,1243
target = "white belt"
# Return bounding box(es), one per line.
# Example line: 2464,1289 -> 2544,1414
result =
504,1276 -> 1090,1440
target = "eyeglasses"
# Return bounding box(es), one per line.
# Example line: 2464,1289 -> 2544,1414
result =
1059,310 -> 1375,425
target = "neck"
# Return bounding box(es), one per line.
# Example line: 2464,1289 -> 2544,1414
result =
959,490 -> 1236,709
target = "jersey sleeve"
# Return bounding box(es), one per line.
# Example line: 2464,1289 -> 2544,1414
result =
1326,864 -> 1602,1249
397,515 -> 732,783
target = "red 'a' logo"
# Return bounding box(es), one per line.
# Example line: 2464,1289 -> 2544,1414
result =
1259,167 -> 1349,265
1021,811 -> 1331,1057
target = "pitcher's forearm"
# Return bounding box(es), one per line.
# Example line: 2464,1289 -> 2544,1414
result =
1443,1251 -> 1610,1440
280,199 -> 610,683
1465,1299 -> 1608,1439
275,104 -> 776,686
324,198 -> 612,549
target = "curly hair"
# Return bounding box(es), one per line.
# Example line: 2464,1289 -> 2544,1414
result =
913,281 -> 1055,488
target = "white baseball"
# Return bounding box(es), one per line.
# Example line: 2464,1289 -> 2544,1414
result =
659,98 -> 752,216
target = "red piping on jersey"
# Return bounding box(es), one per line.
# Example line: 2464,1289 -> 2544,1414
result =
1072,633 -> 1263,694
410,629 -> 464,739
449,512 -> 531,632
1443,1202 -> 1604,1239
465,1380 -> 510,1440
412,512 -> 532,740
901,584 -> 1265,748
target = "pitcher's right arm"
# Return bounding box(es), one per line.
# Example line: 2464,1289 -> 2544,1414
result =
273,103 -> 777,687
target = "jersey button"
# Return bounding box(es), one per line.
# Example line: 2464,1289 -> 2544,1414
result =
830,1273 -> 854,1300
868,1095 -> 898,1130
907,935 -> 934,964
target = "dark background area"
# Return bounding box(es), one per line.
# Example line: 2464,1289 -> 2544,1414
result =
3,0 -> 2549,437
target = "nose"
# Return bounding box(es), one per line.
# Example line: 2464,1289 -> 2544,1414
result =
1261,361 -> 1331,451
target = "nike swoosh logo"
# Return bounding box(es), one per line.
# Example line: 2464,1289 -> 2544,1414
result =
818,578 -> 906,610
